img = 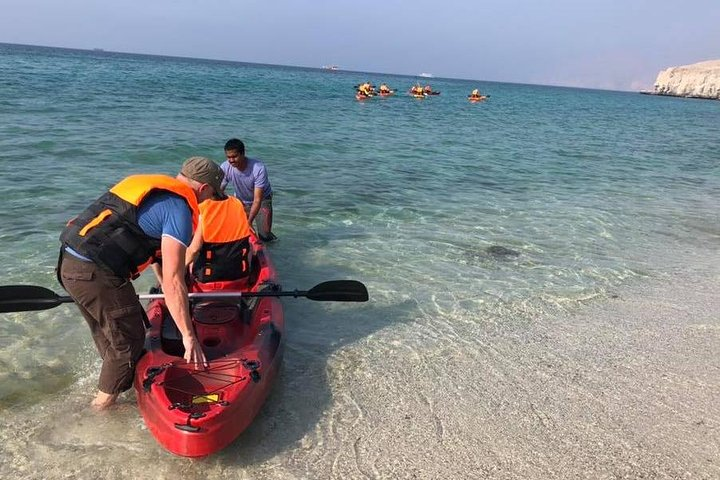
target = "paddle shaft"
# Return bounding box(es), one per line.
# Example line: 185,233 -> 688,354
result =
0,280 -> 368,313
21,291 -> 311,303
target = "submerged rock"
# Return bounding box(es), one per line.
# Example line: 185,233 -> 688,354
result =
486,245 -> 520,257
650,60 -> 720,100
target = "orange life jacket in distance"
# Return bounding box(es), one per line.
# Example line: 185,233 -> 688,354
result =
192,196 -> 252,283
60,175 -> 199,279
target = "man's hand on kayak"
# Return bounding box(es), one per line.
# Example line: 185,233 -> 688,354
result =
183,335 -> 208,369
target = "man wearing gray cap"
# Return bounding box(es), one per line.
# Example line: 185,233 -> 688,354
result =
58,156 -> 223,410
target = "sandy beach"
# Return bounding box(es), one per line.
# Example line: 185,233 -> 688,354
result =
6,265 -> 718,480
279,268 -> 719,479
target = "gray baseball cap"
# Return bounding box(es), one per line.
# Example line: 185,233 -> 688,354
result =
180,156 -> 226,198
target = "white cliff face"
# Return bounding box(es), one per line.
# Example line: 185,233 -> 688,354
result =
653,60 -> 720,99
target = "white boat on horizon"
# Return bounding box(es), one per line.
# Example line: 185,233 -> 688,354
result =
323,65 -> 339,71
419,72 -> 433,78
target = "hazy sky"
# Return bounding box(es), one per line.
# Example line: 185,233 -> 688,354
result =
2,0 -> 719,91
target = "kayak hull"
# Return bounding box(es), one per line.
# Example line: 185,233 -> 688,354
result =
133,236 -> 284,457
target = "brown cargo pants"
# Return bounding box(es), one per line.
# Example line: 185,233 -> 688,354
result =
59,250 -> 146,394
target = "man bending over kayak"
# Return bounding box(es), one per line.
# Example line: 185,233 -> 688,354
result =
58,157 -> 222,410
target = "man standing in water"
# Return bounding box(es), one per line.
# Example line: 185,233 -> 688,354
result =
221,138 -> 277,242
58,157 -> 223,410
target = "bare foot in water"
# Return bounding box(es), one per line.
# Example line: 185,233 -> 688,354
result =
91,391 -> 118,410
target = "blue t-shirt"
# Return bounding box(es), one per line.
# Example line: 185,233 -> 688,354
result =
220,157 -> 273,205
136,192 -> 193,247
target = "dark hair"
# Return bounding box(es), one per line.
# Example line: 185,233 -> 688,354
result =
224,138 -> 245,154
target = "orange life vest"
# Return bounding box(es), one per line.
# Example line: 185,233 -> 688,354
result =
192,196 -> 252,283
60,175 -> 199,279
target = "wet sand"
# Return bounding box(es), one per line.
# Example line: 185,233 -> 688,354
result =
1,269 -> 718,479
292,269 -> 719,479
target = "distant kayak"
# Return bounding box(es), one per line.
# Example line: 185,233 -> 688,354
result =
356,92 -> 373,100
468,95 -> 487,102
378,91 -> 395,97
425,91 -> 441,96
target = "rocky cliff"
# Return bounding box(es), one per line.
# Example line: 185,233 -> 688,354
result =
652,60 -> 720,99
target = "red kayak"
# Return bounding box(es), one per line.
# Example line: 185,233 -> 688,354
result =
134,234 -> 284,457
468,95 -> 487,102
0,247 -> 367,458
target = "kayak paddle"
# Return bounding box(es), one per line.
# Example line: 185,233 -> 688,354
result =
0,280 -> 368,313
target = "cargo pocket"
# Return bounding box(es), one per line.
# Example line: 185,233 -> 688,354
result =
107,303 -> 146,356
60,268 -> 94,283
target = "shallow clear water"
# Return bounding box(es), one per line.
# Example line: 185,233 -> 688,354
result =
0,43 -> 718,478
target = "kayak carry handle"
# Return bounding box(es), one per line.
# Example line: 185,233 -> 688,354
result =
174,423 -> 201,433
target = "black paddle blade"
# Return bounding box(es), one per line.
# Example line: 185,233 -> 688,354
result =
0,285 -> 73,313
306,280 -> 368,302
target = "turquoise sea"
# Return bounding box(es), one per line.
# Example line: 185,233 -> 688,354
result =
1,43 -> 719,478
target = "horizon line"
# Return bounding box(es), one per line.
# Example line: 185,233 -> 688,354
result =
0,41 -> 635,93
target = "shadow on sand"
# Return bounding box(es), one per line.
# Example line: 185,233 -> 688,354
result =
196,237 -> 416,466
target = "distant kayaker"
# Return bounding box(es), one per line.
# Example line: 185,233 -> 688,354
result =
185,194 -> 253,286
221,138 -> 277,242
423,85 -> 433,94
379,83 -> 392,94
58,157 -> 221,410
358,82 -> 374,96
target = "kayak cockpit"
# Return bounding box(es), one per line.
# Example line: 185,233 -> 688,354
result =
158,301 -> 253,360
